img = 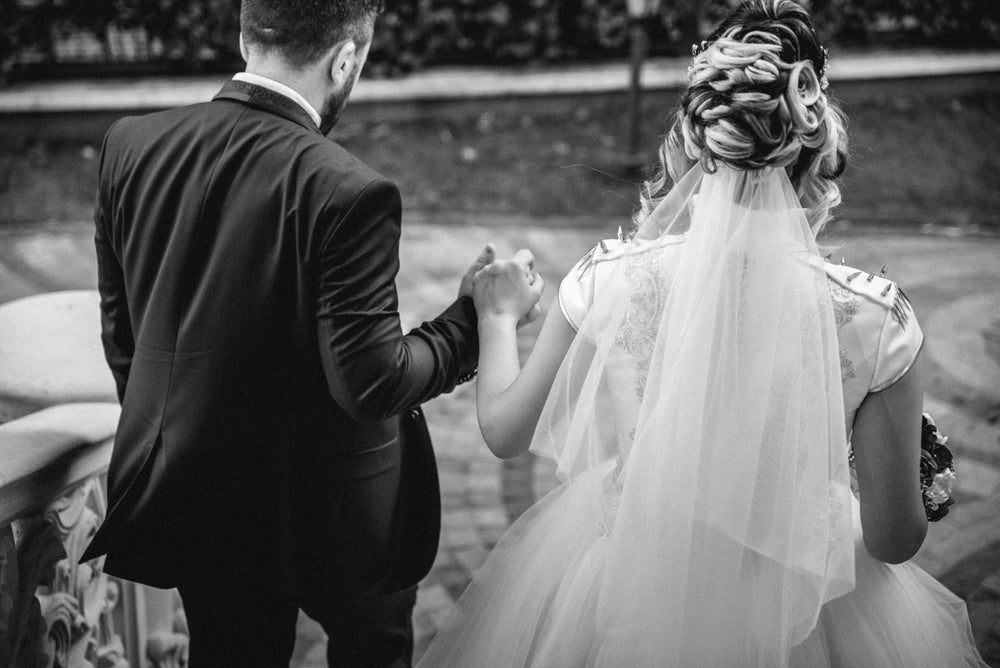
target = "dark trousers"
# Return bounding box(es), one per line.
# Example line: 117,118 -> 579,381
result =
178,582 -> 418,667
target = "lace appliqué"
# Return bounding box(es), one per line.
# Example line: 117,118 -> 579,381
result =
596,468 -> 622,537
613,249 -> 669,399
829,280 -> 861,382
830,283 -> 861,328
840,349 -> 856,380
800,483 -> 849,559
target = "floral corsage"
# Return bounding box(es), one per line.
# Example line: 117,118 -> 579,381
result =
921,413 -> 956,522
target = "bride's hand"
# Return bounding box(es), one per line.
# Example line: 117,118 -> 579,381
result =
473,249 -> 544,327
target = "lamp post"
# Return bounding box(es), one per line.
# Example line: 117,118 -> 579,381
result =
624,0 -> 661,170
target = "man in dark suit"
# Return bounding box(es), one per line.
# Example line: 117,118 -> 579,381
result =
81,1 -> 542,665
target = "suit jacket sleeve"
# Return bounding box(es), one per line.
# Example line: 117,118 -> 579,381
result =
94,127 -> 135,403
316,178 -> 478,425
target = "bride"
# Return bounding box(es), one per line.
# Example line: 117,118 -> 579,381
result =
419,1 -> 987,665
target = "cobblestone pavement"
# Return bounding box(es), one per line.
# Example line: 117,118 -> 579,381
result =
1,220 -> 998,666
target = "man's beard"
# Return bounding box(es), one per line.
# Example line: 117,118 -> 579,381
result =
319,66 -> 357,135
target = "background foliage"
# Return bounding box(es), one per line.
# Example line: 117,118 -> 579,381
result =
2,0 -> 998,81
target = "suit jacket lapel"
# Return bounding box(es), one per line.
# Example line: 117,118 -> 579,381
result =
214,78 -> 321,134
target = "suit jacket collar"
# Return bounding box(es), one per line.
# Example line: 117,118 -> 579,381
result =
214,78 -> 321,134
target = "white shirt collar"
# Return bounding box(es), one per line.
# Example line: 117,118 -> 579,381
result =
233,72 -> 322,129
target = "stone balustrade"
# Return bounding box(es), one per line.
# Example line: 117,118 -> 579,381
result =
0,291 -> 188,668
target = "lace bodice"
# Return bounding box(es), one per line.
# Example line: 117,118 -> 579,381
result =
558,238 -> 924,439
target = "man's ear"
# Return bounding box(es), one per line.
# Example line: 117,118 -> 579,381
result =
239,33 -> 250,63
329,40 -> 358,87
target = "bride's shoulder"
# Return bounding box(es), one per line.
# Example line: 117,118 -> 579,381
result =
558,233 -> 685,332
825,261 -> 923,392
824,262 -> 913,321
557,238 -> 628,332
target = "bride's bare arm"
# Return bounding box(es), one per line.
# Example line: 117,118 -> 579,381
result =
851,353 -> 928,563
476,289 -> 576,459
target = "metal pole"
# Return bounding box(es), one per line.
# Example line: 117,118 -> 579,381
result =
626,16 -> 649,168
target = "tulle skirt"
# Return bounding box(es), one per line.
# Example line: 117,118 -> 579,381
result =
417,462 -> 987,668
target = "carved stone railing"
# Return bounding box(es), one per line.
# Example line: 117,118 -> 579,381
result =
0,291 -> 188,668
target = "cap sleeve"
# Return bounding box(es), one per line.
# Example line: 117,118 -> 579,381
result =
870,285 -> 924,392
558,246 -> 601,332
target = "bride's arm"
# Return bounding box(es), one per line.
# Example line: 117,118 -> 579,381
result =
476,301 -> 576,459
851,353 -> 928,563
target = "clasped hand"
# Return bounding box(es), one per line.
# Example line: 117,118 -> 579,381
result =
459,244 -> 543,327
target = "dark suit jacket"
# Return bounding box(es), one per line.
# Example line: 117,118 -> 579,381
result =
81,78 -> 479,600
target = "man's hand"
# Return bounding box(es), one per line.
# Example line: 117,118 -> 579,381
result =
459,244 -> 496,299
472,249 -> 544,327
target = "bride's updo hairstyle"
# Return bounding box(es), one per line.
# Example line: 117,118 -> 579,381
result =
638,0 -> 847,233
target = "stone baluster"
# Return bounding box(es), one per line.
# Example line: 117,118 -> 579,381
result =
0,404 -> 126,668
0,291 -> 189,668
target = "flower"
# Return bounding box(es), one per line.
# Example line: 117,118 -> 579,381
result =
920,413 -> 956,522
925,470 -> 956,505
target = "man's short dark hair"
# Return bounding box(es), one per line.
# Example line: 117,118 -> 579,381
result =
241,0 -> 385,68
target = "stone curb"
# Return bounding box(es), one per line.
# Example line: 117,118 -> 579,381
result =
1,50 -> 998,114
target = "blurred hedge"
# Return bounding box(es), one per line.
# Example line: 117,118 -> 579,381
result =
3,0 -> 998,82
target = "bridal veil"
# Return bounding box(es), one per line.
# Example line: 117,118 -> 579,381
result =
532,164 -> 855,664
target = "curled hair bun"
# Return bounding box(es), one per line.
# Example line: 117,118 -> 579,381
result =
681,32 -> 833,172
639,1 -> 848,234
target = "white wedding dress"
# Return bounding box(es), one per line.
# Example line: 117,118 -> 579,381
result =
418,166 -> 987,667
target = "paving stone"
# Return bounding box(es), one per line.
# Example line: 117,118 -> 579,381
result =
435,565 -> 473,599
439,526 -> 481,550
471,508 -> 509,529
436,469 -> 469,491
425,603 -> 455,631
453,546 -> 491,576
440,508 -> 476,528
477,526 -> 508,547
954,455 -> 1000,498
439,492 -> 468,509
412,609 -> 438,640
466,473 -> 502,495
467,490 -> 503,507
914,497 -> 1000,577
983,574 -> 1000,598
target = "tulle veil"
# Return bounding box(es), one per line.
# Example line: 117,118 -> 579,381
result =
420,164 -> 857,666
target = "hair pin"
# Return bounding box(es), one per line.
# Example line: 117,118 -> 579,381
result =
819,47 -> 831,89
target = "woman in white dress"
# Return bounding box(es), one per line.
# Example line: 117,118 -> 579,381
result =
419,1 -> 988,665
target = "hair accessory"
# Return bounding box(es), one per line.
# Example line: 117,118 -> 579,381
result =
691,39 -> 829,89
819,47 -> 830,90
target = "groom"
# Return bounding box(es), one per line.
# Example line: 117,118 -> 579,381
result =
81,1 -> 540,665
